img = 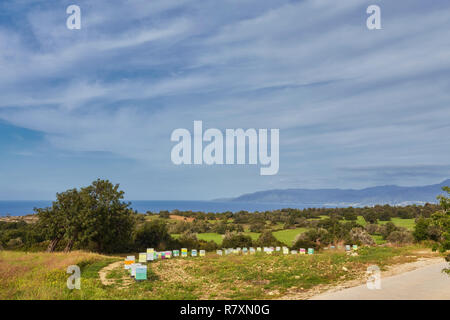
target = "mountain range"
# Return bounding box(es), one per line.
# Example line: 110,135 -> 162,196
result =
225,179 -> 450,207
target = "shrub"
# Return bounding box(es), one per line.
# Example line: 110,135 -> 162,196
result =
413,217 -> 431,241
168,221 -> 190,234
134,220 -> 174,251
6,237 -> 23,249
222,232 -> 253,248
387,230 -> 414,244
292,228 -> 328,250
177,231 -> 199,250
212,222 -> 228,234
249,222 -> 266,233
349,228 -> 375,246
256,231 -> 283,247
380,222 -> 398,239
365,224 -> 380,235
198,240 -> 219,251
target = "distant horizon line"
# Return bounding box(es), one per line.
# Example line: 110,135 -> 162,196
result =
1,178 -> 449,202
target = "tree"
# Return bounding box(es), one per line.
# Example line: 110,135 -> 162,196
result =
249,222 -> 266,233
363,211 -> 378,224
432,187 -> 450,274
256,231 -> 282,247
222,232 -> 253,248
386,230 -> 414,244
380,222 -> 398,240
343,208 -> 358,221
414,186 -> 450,274
292,228 -> 329,250
36,179 -> 136,253
134,220 -> 173,251
413,217 -> 431,241
349,227 -> 375,246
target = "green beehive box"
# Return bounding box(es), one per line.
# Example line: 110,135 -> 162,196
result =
135,266 -> 147,281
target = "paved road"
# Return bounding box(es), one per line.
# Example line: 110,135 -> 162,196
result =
311,262 -> 450,300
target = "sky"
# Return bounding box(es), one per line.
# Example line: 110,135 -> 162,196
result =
0,0 -> 450,200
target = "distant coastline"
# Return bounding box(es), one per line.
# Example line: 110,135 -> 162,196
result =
0,200 -> 320,217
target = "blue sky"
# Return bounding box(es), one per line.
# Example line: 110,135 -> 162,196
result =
0,0 -> 450,200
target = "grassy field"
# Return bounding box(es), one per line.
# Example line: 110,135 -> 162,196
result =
273,228 -> 308,246
0,251 -> 118,300
169,216 -> 415,247
0,246 -> 436,300
173,228 -> 309,246
356,216 -> 415,230
378,218 -> 416,231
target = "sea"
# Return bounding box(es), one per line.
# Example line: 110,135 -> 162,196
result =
0,200 -> 316,216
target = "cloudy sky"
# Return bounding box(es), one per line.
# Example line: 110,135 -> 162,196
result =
0,0 -> 449,200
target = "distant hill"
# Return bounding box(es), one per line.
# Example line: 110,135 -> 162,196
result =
227,179 -> 450,207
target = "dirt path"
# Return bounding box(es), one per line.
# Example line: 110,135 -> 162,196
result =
310,257 -> 449,300
99,261 -> 133,289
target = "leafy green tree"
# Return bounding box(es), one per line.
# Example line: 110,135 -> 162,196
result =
249,222 -> 266,233
432,187 -> 450,273
413,217 -> 431,241
256,230 -> 283,247
343,208 -> 358,221
381,222 -> 398,240
222,232 -> 253,248
134,220 -> 173,251
36,179 -> 135,253
363,211 -> 378,224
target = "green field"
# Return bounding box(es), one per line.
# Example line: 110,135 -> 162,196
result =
0,246 -> 435,300
379,218 -> 416,231
371,234 -> 387,245
173,228 -> 309,246
273,228 -> 309,246
196,233 -> 224,244
356,216 -> 415,230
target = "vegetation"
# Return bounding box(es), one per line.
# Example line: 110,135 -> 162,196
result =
36,179 -> 135,253
0,246 -> 436,300
1,181 -> 448,258
412,187 -> 449,274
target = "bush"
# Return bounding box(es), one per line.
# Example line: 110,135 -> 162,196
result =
413,217 -> 431,241
249,222 -> 266,233
349,228 -> 375,246
134,220 -> 174,251
6,237 -> 23,249
198,240 -> 219,251
292,228 -> 328,250
222,232 -> 253,248
177,231 -> 199,250
365,224 -> 380,235
256,231 -> 283,247
387,230 -> 414,244
168,221 -> 190,234
212,222 -> 228,234
380,222 -> 398,239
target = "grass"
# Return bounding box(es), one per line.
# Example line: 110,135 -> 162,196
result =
172,228 -> 309,246
0,246 -> 434,300
0,250 -> 118,300
371,235 -> 387,245
243,232 -> 260,242
273,228 -> 308,246
355,215 -> 367,226
196,233 -> 223,244
356,216 -> 415,230
379,218 -> 416,231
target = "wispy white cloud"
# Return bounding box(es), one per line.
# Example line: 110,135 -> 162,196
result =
0,0 -> 450,199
